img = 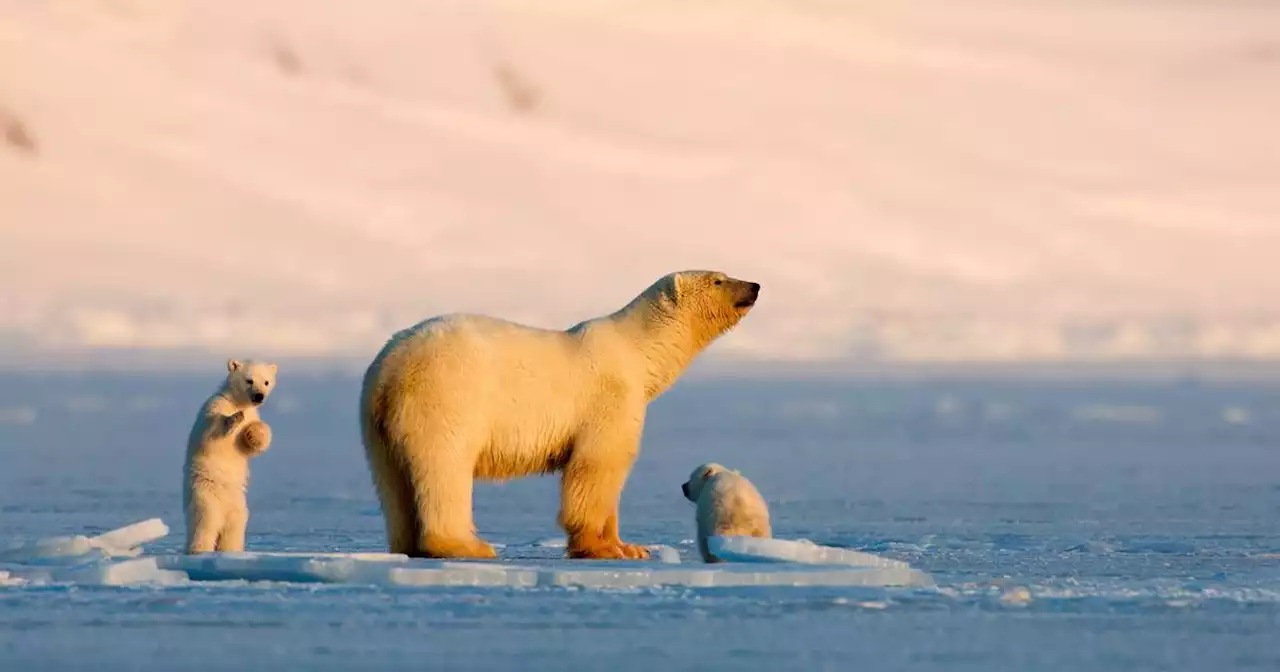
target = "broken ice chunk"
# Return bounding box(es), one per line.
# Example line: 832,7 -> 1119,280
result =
0,518 -> 171,564
706,536 -> 914,569
91,518 -> 169,555
0,535 -> 97,563
55,557 -> 188,586
650,545 -> 681,564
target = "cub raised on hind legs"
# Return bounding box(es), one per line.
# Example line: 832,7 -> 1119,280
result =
184,359 -> 277,554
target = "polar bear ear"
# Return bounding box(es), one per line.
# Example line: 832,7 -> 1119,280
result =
227,359 -> 242,373
667,273 -> 687,304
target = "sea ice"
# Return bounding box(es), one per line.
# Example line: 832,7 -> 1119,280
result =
706,536 -> 916,570
3,520 -> 930,589
159,552 -> 409,584
150,551 -> 931,589
55,557 -> 187,586
91,518 -> 169,555
0,518 -> 170,564
0,535 -> 98,563
651,545 -> 681,564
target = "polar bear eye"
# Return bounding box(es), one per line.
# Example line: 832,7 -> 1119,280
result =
245,379 -> 254,385
713,279 -> 722,286
264,381 -> 270,387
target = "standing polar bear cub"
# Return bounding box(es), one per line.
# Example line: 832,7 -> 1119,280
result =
361,270 -> 760,560
682,462 -> 772,563
184,359 -> 277,554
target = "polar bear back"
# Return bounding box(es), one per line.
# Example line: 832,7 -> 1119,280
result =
697,471 -> 772,538
365,313 -> 649,478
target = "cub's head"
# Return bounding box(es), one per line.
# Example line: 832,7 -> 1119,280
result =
654,270 -> 760,338
682,462 -> 730,502
225,359 -> 278,406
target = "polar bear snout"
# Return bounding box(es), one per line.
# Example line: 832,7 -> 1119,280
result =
681,481 -> 693,501
733,281 -> 761,309
249,391 -> 265,404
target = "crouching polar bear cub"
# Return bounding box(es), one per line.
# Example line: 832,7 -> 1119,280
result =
183,359 -> 277,554
682,462 -> 772,563
360,270 -> 761,560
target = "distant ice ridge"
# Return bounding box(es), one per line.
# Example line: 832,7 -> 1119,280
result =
0,519 -> 932,589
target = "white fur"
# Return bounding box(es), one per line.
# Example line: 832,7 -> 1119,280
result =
682,462 -> 772,563
183,358 -> 277,554
361,270 -> 760,559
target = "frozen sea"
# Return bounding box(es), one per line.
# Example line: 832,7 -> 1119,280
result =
1,370 -> 1279,671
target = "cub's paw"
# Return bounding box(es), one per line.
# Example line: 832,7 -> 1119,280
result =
237,420 -> 272,455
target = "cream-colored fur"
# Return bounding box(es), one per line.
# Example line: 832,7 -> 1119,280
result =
183,359 -> 278,554
681,462 -> 772,563
360,270 -> 761,560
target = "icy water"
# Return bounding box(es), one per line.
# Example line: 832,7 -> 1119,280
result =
2,371 -> 1279,671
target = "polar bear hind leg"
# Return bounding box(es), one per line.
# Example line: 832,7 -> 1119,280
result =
216,506 -> 248,552
391,414 -> 496,560
185,497 -> 224,554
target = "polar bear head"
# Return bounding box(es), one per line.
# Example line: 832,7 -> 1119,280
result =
653,270 -> 761,339
682,462 -> 731,502
225,359 -> 278,406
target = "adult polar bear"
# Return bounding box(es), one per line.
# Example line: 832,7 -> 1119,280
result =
360,270 -> 760,560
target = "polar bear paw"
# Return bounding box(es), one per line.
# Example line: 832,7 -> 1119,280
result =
237,420 -> 272,456
567,534 -> 652,560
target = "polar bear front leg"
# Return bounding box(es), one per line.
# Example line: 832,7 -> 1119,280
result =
218,410 -> 245,438
560,419 -> 650,560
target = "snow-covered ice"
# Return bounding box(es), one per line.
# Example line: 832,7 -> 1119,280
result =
90,518 -> 170,555
2,376 -> 1279,670
0,535 -> 98,564
0,517 -> 169,564
0,518 -> 177,586
55,557 -> 188,587
0,519 -> 928,589
4,0 -> 1280,368
708,536 -> 917,570
155,550 -> 930,589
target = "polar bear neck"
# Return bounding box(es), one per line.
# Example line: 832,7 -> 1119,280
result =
214,382 -> 252,409
610,298 -> 720,401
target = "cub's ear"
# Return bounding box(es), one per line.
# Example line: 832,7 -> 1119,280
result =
269,363 -> 278,375
227,359 -> 242,373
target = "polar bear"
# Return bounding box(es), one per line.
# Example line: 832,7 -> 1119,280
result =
681,462 -> 772,563
183,359 -> 277,554
360,270 -> 760,560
